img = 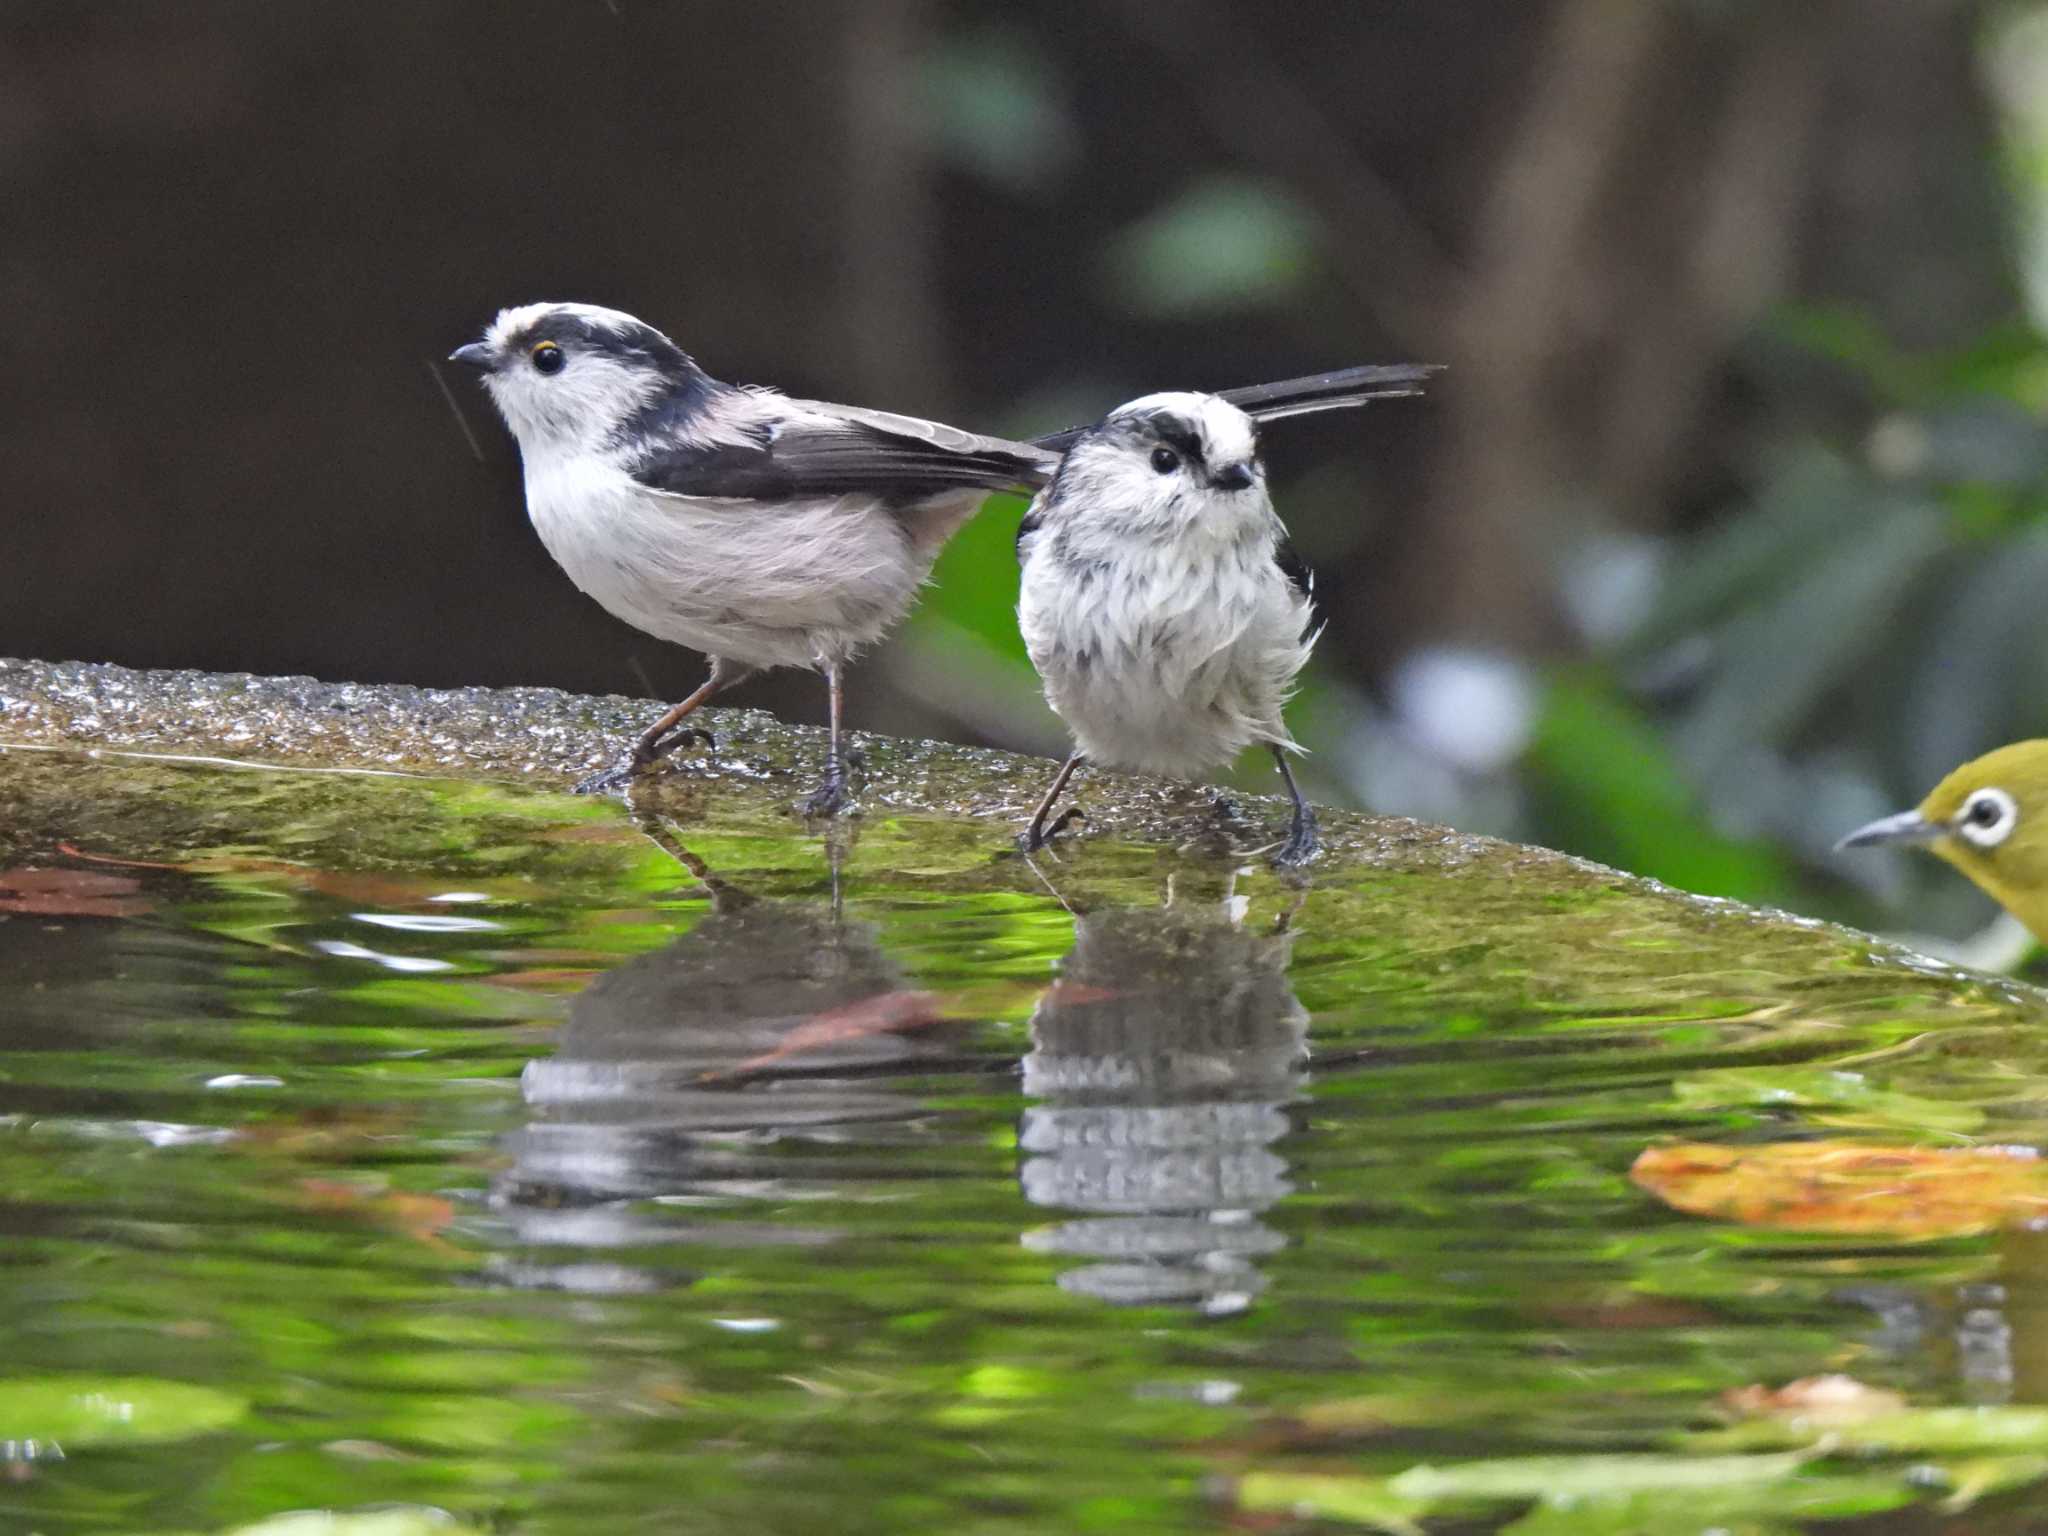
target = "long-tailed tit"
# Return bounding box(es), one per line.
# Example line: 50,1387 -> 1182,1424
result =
450,302 -> 1430,816
1016,393 -> 1330,865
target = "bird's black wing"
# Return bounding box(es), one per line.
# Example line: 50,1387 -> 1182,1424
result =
629,399 -> 1056,505
1014,504 -> 1045,565
1273,537 -> 1314,602
1030,362 -> 1441,453
1275,536 -> 1321,643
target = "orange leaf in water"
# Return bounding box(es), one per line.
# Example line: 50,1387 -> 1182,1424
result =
233,1107 -> 411,1159
1722,1374 -> 1906,1427
715,990 -> 948,1079
56,843 -> 182,870
1631,1140 -> 2048,1238
1534,1295 -> 1718,1332
0,867 -> 154,918
80,846 -> 534,910
479,966 -> 600,992
293,1178 -> 458,1253
54,845 -> 537,910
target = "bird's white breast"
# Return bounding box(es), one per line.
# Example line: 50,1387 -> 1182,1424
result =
1019,527 -> 1313,778
519,449 -> 932,672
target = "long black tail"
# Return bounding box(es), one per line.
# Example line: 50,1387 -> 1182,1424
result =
1030,362 -> 1440,454
1216,362 -> 1442,422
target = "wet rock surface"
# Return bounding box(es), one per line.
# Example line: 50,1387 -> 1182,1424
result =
0,653 -> 2012,1009
1,655 -> 1513,871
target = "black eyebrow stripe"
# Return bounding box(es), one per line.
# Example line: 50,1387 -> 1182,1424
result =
507,315 -> 693,373
1134,411 -> 1206,465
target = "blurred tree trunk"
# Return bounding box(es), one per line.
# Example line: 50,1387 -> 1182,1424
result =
1802,0 -> 2016,347
840,0 -> 951,415
1411,0 -> 1675,656
1380,0 -> 2016,660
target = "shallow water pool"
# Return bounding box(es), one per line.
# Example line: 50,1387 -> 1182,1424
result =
4,747 -> 2048,1535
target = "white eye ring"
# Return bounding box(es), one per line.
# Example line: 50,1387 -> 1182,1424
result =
1956,786 -> 2019,849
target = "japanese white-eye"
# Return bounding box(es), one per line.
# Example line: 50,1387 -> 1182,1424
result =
1837,741 -> 2048,942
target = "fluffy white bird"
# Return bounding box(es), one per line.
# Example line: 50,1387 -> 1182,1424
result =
451,301 -> 1429,816
1016,393 -> 1322,864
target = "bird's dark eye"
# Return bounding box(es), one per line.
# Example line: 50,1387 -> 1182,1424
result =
1969,797 -> 2002,826
1150,446 -> 1180,474
531,342 -> 565,375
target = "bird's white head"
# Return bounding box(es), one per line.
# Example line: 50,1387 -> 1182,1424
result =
1048,391 -> 1266,538
448,302 -> 706,457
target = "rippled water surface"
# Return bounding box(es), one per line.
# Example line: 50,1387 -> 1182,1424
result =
7,748 -> 2048,1535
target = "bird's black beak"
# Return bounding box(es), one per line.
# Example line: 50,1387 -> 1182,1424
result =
1211,462 -> 1254,492
447,342 -> 495,371
1836,809 -> 1941,852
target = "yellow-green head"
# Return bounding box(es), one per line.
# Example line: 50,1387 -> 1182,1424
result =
1838,740 -> 2048,942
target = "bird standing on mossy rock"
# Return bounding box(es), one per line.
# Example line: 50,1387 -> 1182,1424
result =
448,300 -> 1435,817
1838,742 -> 2048,943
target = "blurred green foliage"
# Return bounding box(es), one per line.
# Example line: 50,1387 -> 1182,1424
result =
1589,317 -> 2048,945
1102,176 -> 1320,318
1526,673 -> 1792,905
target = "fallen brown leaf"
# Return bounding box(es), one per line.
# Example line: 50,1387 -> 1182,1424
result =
712,989 -> 949,1079
1042,981 -> 1129,1006
293,1178 -> 458,1254
90,847 -> 537,909
1632,1140 -> 2048,1238
233,1106 -> 411,1159
56,842 -> 181,870
478,966 -> 601,992
1534,1295 -> 1718,1332
1722,1374 -> 1906,1427
0,867 -> 153,918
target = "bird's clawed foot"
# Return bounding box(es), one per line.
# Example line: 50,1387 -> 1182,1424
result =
799,761 -> 860,819
573,758 -> 641,795
800,779 -> 856,818
572,726 -> 718,796
652,725 -> 717,758
1018,806 -> 1087,855
1272,804 -> 1321,869
1207,792 -> 1248,827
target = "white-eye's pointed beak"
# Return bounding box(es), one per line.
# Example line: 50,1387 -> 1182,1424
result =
1836,809 -> 1941,853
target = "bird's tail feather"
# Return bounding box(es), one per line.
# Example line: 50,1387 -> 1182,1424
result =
1216,363 -> 1442,423
1030,363 -> 1440,453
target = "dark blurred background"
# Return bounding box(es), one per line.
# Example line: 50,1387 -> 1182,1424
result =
10,0 -> 2048,945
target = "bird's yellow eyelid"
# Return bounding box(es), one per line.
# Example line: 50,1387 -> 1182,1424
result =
531,341 -> 561,358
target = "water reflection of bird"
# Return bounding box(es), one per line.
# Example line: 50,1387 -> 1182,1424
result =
493,827 -> 953,1287
1019,883 -> 1308,1312
1838,742 -> 2048,945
